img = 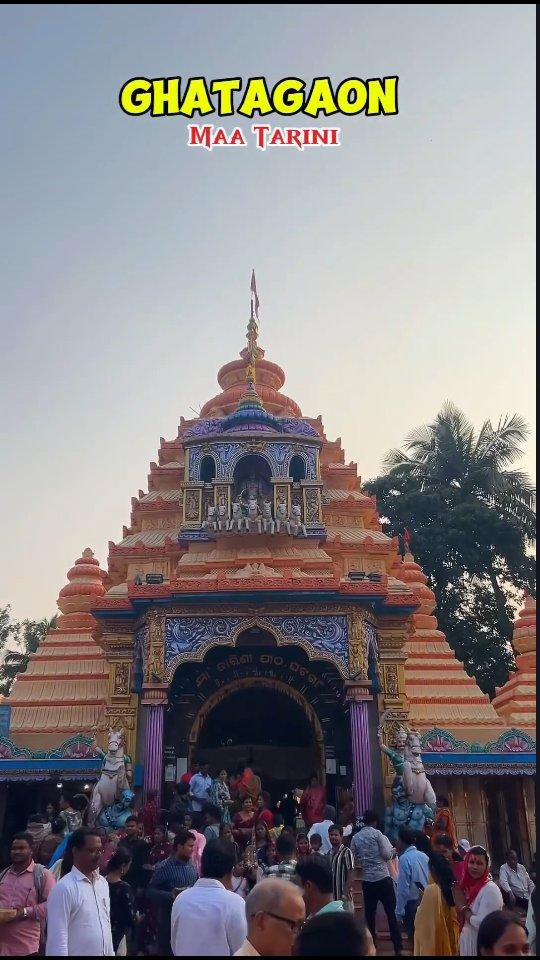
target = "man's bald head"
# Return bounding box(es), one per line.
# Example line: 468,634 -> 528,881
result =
244,879 -> 305,956
246,878 -> 302,918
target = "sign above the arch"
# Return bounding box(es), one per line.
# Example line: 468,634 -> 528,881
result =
165,614 -> 349,679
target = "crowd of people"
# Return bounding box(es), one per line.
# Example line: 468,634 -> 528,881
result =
0,769 -> 536,957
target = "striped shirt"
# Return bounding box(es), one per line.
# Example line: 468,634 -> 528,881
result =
328,845 -> 354,902
263,861 -> 298,883
148,856 -> 198,894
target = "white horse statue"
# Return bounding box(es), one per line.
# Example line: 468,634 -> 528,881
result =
216,498 -> 229,532
228,499 -> 244,532
275,497 -> 289,533
204,504 -> 217,532
261,499 -> 274,534
88,729 -> 132,826
246,498 -> 262,533
403,728 -> 437,809
289,504 -> 306,537
379,718 -> 436,840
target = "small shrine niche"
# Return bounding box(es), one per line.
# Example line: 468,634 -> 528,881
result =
200,455 -> 216,484
290,455 -> 306,483
232,454 -> 273,506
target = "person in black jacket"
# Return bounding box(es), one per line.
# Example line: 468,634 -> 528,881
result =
106,848 -> 137,954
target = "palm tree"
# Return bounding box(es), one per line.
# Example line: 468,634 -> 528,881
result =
384,403 -> 536,540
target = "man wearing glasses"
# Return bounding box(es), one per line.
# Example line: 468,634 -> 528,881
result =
234,879 -> 305,956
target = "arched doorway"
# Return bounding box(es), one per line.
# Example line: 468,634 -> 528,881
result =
190,678 -> 324,798
166,640 -> 350,805
232,454 -> 272,502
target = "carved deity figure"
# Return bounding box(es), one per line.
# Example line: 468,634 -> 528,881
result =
97,789 -> 135,833
186,490 -> 199,520
305,488 -> 320,523
275,496 -> 289,533
240,472 -> 263,504
378,721 -> 435,841
261,499 -> 274,534
88,729 -> 132,826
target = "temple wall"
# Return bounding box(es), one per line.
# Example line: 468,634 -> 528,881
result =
431,774 -> 535,871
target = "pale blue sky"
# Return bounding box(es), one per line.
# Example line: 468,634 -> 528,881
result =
0,4 -> 535,621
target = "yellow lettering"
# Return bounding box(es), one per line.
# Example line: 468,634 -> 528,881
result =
367,76 -> 399,115
335,78 -> 367,115
151,78 -> 181,117
119,78 -> 152,115
303,78 -> 338,118
211,78 -> 242,116
272,78 -> 305,116
180,77 -> 215,118
237,78 -> 273,117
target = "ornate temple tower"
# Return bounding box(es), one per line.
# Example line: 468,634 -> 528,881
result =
0,286 -> 535,864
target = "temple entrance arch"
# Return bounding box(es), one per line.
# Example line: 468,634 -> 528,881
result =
166,641 -> 349,803
189,678 -> 325,795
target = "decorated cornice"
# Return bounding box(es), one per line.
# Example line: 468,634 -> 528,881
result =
421,726 -> 536,755
0,734 -> 100,761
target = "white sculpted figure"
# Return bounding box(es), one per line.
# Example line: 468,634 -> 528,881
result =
216,497 -> 229,532
261,499 -> 274,534
229,499 -> 244,532
275,496 -> 289,533
403,729 -> 437,808
246,498 -> 262,533
204,504 -> 217,532
289,503 -> 307,537
88,728 -> 132,826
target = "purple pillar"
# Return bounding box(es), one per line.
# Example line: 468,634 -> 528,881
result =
350,696 -> 373,819
142,702 -> 165,803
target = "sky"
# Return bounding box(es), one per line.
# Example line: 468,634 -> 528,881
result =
0,4 -> 535,622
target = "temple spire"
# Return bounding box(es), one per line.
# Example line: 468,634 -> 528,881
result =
246,269 -> 261,386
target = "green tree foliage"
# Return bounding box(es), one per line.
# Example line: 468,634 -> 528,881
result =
0,606 -> 57,696
365,404 -> 536,696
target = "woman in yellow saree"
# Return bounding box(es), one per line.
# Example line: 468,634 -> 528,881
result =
414,851 -> 460,956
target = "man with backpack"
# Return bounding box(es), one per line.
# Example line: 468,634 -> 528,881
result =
0,831 -> 55,956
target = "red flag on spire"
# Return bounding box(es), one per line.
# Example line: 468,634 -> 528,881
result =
250,269 -> 260,320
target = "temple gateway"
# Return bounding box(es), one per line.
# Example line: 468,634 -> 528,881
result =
0,297 -> 535,868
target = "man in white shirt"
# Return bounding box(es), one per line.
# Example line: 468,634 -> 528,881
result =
171,840 -> 247,956
499,849 -> 535,910
307,805 -> 336,855
45,827 -> 114,956
189,761 -> 212,813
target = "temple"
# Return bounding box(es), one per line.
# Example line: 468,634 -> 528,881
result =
0,289 -> 536,867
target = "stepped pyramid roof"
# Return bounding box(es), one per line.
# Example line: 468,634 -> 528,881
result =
6,549 -> 109,751
492,593 -> 536,730
395,552 -> 507,742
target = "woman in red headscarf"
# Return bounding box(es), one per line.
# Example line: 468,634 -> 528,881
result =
452,846 -> 504,956
432,795 -> 458,850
